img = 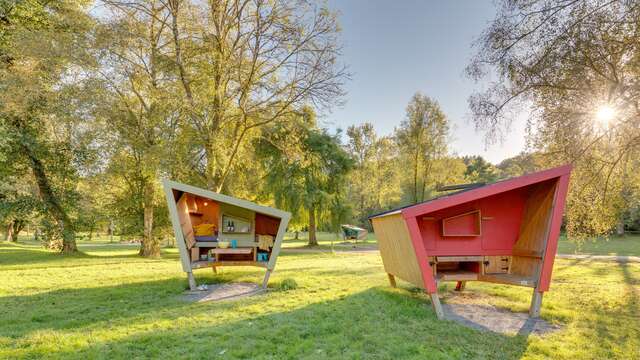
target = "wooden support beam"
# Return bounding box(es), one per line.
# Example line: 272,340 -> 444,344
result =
387,273 -> 397,288
429,292 -> 444,320
529,290 -> 543,317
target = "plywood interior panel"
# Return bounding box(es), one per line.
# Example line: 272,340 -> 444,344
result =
511,180 -> 557,279
189,195 -> 219,227
176,194 -> 196,250
218,202 -> 256,246
371,214 -> 424,288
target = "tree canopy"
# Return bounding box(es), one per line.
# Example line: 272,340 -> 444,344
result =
468,0 -> 640,240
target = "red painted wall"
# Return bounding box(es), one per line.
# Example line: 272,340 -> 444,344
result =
255,213 -> 281,236
417,187 -> 527,256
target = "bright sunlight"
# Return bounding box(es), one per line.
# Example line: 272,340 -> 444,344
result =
595,104 -> 616,126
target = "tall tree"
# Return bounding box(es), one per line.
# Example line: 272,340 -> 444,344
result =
346,123 -> 376,225
395,92 -> 449,204
0,0 -> 91,253
257,110 -> 353,246
166,0 -> 348,192
95,0 -> 177,257
468,0 -> 640,240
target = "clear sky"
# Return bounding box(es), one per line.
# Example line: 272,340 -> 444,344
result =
324,0 -> 527,164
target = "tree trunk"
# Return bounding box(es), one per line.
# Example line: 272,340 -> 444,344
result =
5,221 -> 15,242
616,221 -> 625,236
308,205 -> 318,246
294,230 -> 299,240
139,182 -> 160,257
108,219 -> 115,243
413,151 -> 420,203
14,219 -> 25,235
88,222 -> 94,241
22,143 -> 77,253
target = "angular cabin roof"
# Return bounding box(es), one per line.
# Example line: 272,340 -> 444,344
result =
162,179 -> 291,219
369,164 -> 572,220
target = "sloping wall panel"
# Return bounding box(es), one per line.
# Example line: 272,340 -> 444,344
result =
371,213 -> 424,287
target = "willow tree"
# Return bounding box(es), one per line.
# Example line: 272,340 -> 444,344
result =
0,0 -> 91,253
467,0 -> 640,240
166,0 -> 348,193
395,92 -> 450,204
257,110 -> 353,246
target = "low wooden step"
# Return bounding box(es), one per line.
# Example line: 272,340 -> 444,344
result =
211,248 -> 253,254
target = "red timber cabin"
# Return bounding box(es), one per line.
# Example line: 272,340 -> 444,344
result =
369,165 -> 572,319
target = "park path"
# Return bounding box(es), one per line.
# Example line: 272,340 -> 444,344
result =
281,247 -> 640,263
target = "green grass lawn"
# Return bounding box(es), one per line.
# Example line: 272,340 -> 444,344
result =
281,232 -> 640,257
281,231 -> 378,250
17,230 -> 640,256
557,234 -> 640,256
1,241 -> 639,359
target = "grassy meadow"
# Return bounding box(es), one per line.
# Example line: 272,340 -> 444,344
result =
1,237 -> 639,359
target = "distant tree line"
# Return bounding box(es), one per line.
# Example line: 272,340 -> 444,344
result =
2,0 -> 639,256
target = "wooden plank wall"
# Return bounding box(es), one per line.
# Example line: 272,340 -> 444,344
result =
371,214 -> 424,287
511,181 -> 557,279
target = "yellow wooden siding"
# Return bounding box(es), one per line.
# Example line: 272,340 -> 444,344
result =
371,214 -> 424,287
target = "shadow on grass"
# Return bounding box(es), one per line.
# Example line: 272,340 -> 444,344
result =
35,287 -> 530,359
0,273 -> 257,340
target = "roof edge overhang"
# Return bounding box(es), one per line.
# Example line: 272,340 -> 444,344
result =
399,164 -> 572,220
162,179 -> 291,220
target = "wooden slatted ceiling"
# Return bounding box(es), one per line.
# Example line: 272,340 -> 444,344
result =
371,213 -> 424,287
511,180 -> 557,279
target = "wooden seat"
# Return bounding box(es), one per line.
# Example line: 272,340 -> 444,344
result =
435,256 -> 484,262
193,242 -> 218,248
211,248 -> 253,255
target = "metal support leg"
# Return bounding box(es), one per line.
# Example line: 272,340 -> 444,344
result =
529,290 -> 543,317
262,269 -> 272,289
187,271 -> 197,291
429,292 -> 444,320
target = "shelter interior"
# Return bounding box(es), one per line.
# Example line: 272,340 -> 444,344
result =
171,190 -> 281,269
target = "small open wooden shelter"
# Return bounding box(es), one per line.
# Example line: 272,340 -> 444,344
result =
369,165 -> 571,319
341,224 -> 368,241
163,180 -> 291,290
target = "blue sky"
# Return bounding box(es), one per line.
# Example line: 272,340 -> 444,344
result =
325,0 -> 527,163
